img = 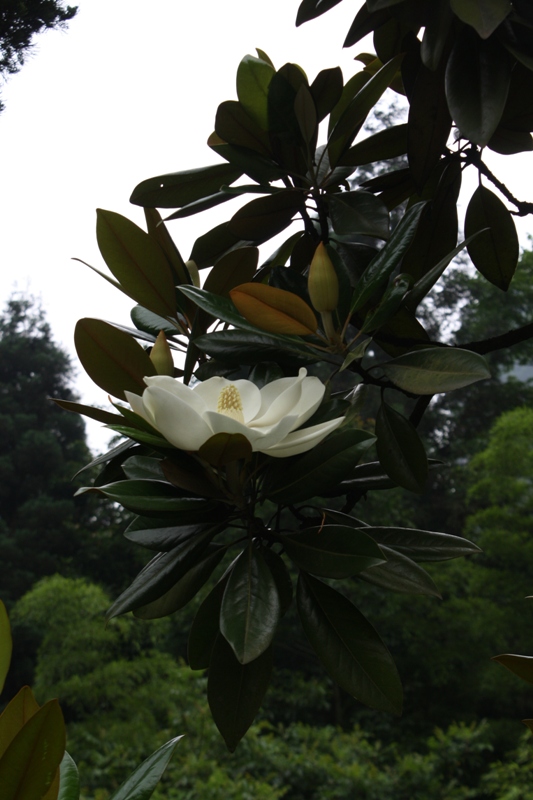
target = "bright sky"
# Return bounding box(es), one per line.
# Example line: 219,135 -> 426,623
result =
1,0 -> 532,453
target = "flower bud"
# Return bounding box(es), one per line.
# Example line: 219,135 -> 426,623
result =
185,260 -> 200,287
308,242 -> 339,313
149,331 -> 174,376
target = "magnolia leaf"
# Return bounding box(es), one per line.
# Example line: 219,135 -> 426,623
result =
198,433 -> 253,466
221,545 -> 281,664
297,573 -> 403,713
281,525 -> 385,578
237,54 -> 275,130
108,736 -> 183,800
329,191 -> 389,239
0,700 -> 65,800
492,654 -> 533,685
96,210 -> 176,318
376,401 -> 428,492
310,67 -> 343,122
188,575 -> 229,669
230,283 -> 317,336
57,752 -> 80,800
380,347 -> 490,394
203,247 -> 259,298
130,164 -> 242,208
227,191 -> 303,241
359,545 -> 441,597
0,686 -> 40,760
74,318 -> 156,401
208,635 -> 273,752
358,526 -> 482,562
339,124 -> 408,166
465,185 -> 519,290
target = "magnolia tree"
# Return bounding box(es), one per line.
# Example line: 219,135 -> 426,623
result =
56,0 -> 533,752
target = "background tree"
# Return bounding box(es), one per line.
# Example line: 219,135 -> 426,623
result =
0,0 -> 77,111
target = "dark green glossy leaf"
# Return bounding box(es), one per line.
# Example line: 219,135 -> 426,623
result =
124,521 -> 214,551
227,191 -> 303,241
237,54 -> 275,130
361,273 -> 412,333
0,700 -> 65,800
130,164 -> 242,208
421,0 -> 454,70
203,247 -> 259,297
263,428 -> 375,504
408,63 -> 452,190
161,455 -> 224,497
297,573 -> 403,713
488,127 -> 533,155
329,191 -> 389,239
380,347 -> 490,393
190,223 -> 249,270
261,549 -> 293,616
208,138 -> 285,184
259,232 -> 304,272
79,480 -> 220,516
144,207 -> 190,285
339,124 -> 408,166
310,67 -> 343,122
344,4 -> 391,48
208,635 -> 272,752
450,0 -> 512,39
105,425 -> 174,450
281,525 -> 385,578
329,54 -> 404,165
491,654 -> 533,685
131,306 -> 183,337
404,238 -> 475,314
221,545 -> 280,664
295,83 -> 318,145
53,398 -> 122,426
296,0 -> 343,25
188,573 -> 229,669
74,318 -> 156,401
376,401 -> 428,492
361,526 -> 482,561
465,185 -> 519,290
359,545 -> 441,597
164,191 -> 234,221
122,456 -> 165,481
108,736 -> 182,800
445,29 -> 511,145
133,544 -> 225,619
215,101 -> 272,156
350,202 -> 425,313
106,530 -> 215,620
328,72 -> 371,139
194,329 -> 323,367
248,362 -> 285,388
96,210 -> 176,317
57,752 -> 80,800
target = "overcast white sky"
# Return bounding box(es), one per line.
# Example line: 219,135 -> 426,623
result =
1,0 -> 532,453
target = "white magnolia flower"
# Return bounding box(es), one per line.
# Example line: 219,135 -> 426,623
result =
125,368 -> 344,458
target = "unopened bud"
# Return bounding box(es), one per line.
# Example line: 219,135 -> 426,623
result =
308,242 -> 339,313
185,260 -> 200,287
150,331 -> 174,376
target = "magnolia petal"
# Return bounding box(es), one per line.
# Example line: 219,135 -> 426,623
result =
251,414 -> 300,450
261,417 -> 345,458
253,370 -> 311,427
284,376 -> 327,430
204,410 -> 262,446
142,386 -> 213,450
193,376 -> 262,422
125,390 -> 153,425
144,375 -> 208,416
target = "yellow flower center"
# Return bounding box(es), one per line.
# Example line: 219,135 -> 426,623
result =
217,385 -> 244,423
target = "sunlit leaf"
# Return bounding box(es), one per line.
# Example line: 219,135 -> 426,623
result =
108,736 -> 183,800
380,347 -> 490,394
230,282 -> 317,336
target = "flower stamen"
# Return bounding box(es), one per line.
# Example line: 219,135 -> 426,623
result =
217,385 -> 245,423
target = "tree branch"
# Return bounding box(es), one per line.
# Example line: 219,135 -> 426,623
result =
461,322 -> 533,355
466,146 -> 533,217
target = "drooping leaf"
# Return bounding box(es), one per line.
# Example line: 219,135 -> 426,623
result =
261,549 -> 293,616
407,63 -> 452,190
488,127 -> 533,155
380,347 -> 490,393
74,318 -> 156,401
133,545 -> 225,619
80,480 -> 220,517
445,28 -> 511,145
263,428 -> 375,504
188,574 -> 229,669
492,654 -> 533,685
124,521 -> 215,551
0,601 -> 12,695
96,210 -> 176,318
339,124 -> 408,166
421,0 -> 454,70
281,525 -> 385,578
329,191 -> 389,239
376,401 -> 428,492
0,700 -> 65,800
221,545 -> 281,664
359,546 -> 441,597
297,573 -> 403,713
296,0 -> 343,25
230,283 -> 318,336
108,736 -> 183,800
360,526 -> 482,561
106,530 -> 215,620
208,635 -> 273,752
465,185 -> 519,290
198,433 -> 253,466
130,164 -> 242,208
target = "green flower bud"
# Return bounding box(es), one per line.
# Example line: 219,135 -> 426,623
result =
308,242 -> 339,313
